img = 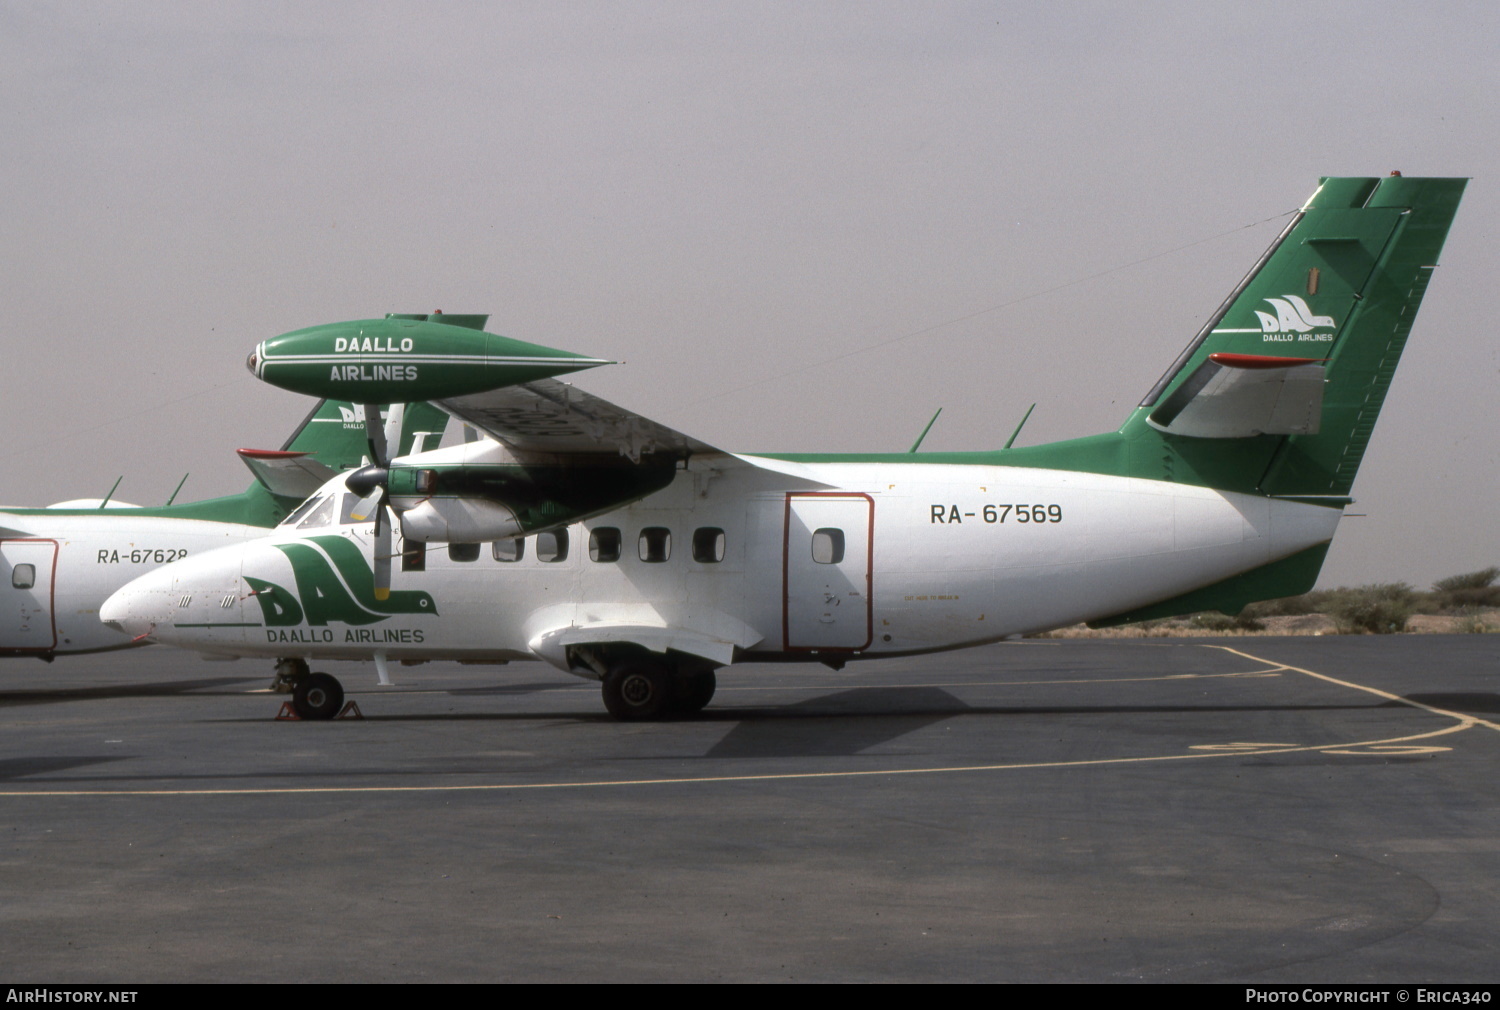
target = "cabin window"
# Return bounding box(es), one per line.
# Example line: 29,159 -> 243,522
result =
811,528 -> 845,565
492,539 -> 524,563
692,527 -> 725,563
448,542 -> 480,563
590,528 -> 621,563
11,564 -> 35,590
402,541 -> 426,572
280,495 -> 324,528
297,495 -> 337,529
638,527 -> 671,563
537,530 -> 569,563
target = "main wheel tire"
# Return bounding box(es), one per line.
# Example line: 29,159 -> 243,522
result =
675,670 -> 717,715
292,672 -> 344,721
602,661 -> 675,721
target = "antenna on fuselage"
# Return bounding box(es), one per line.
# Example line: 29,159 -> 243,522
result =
98,475 -> 123,510
164,473 -> 190,506
1003,403 -> 1037,450
908,408 -> 943,453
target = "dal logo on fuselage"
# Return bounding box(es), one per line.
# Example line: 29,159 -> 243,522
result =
245,535 -> 437,627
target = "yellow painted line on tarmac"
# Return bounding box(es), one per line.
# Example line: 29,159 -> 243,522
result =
3,647 -> 1479,799
716,669 -> 1281,693
252,668 -> 1280,699
1,717 -> 1469,799
1210,645 -> 1500,734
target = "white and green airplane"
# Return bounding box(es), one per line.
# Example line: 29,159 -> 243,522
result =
101,175 -> 1466,721
0,398 -> 447,661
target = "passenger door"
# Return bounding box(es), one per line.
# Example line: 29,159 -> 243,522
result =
0,540 -> 58,653
782,494 -> 872,651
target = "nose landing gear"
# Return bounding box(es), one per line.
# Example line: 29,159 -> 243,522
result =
270,657 -> 348,721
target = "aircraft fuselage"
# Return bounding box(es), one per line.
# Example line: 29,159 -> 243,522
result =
1,514 -> 268,657
100,457 -> 1342,669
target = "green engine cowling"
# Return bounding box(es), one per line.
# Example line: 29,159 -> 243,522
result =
247,313 -> 610,402
386,460 -> 678,542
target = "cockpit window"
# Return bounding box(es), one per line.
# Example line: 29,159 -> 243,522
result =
280,495 -> 325,528
297,495 -> 337,529
340,493 -> 375,525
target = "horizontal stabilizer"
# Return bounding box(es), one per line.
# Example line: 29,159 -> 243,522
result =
237,449 -> 338,499
0,516 -> 34,537
1147,353 -> 1326,438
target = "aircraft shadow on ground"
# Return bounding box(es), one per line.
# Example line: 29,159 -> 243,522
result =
1403,692 -> 1500,714
0,756 -> 127,781
0,677 -> 262,707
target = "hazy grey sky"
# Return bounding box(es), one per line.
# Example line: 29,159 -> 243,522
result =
1,1 -> 1494,588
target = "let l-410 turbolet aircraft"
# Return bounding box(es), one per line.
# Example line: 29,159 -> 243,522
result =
101,176 -> 1466,721
0,397 -> 448,660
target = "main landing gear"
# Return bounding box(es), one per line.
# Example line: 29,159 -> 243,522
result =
600,660 -> 716,721
270,657 -> 346,721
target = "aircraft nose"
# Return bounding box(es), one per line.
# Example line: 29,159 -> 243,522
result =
101,568 -> 178,642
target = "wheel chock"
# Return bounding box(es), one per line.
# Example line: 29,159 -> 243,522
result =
274,700 -> 363,720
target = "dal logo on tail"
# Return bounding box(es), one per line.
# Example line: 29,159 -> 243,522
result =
1255,295 -> 1336,334
245,535 -> 437,627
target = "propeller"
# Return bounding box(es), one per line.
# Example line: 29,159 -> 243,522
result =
345,403 -> 404,601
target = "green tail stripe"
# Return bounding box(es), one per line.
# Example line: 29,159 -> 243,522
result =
1086,541 -> 1332,628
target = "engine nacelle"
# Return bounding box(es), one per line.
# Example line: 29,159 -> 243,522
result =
398,497 -> 523,544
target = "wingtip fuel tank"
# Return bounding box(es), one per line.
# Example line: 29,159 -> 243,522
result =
247,315 -> 612,402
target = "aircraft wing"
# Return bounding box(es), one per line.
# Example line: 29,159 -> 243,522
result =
434,379 -> 726,463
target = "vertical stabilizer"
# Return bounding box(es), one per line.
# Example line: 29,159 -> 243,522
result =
1097,175 -> 1465,497
281,400 -> 451,465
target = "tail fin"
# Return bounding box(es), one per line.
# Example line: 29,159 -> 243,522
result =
1128,175 -> 1467,497
1006,177 -> 1466,497
147,401 -> 453,527
279,399 -> 452,464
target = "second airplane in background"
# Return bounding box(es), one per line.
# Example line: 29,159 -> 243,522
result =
0,398 -> 447,661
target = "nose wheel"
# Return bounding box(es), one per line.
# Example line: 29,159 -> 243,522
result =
292,672 -> 346,721
271,658 -> 346,720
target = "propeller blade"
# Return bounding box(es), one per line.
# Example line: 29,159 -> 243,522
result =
362,403 -> 389,468
347,489 -> 383,523
383,403 -> 405,459
372,506 -> 392,602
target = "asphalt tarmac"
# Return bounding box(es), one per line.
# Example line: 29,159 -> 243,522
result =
2,636 -> 1497,983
